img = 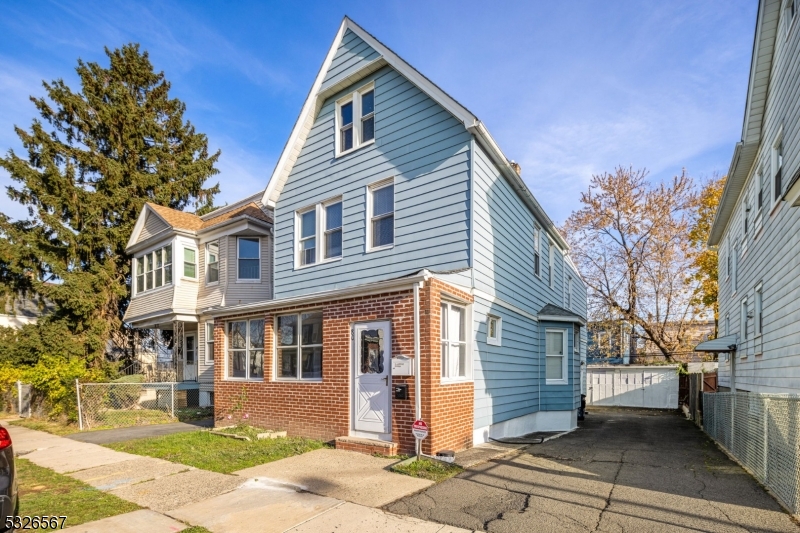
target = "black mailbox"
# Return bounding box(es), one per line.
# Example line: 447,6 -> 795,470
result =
394,384 -> 408,400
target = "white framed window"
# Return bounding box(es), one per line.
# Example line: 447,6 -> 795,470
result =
732,244 -> 738,293
276,311 -> 323,380
566,275 -> 573,309
487,315 -> 501,346
772,131 -> 784,205
533,227 -> 541,277
226,318 -> 264,380
548,240 -> 555,289
295,198 -> 343,268
185,333 -> 196,366
237,237 -> 260,280
135,244 -> 172,295
206,242 -> 219,284
743,193 -> 751,245
755,283 -> 763,337
367,179 -> 394,251
741,297 -> 749,342
206,322 -> 215,363
441,302 -> 470,381
335,82 -> 375,156
725,313 -> 730,337
574,324 -> 581,354
756,168 -> 766,232
183,247 -> 197,279
725,238 -> 731,280
545,328 -> 568,384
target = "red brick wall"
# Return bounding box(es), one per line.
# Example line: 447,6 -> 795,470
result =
213,278 -> 474,454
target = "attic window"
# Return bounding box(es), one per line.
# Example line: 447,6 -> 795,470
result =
336,82 -> 375,156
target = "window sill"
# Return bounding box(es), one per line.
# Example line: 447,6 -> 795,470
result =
367,244 -> 394,254
335,139 -> 375,159
546,379 -> 568,386
182,277 -> 198,282
486,338 -> 501,346
223,378 -> 264,382
133,284 -> 174,298
295,256 -> 342,270
205,281 -> 220,288
770,200 -> 782,217
235,279 -> 261,284
273,378 -> 323,383
441,377 -> 472,385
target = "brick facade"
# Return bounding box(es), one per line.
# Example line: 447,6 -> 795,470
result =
213,278 -> 474,455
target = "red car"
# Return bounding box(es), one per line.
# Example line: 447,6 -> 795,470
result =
0,427 -> 18,533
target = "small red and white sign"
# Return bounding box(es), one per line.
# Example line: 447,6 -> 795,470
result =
412,419 -> 429,440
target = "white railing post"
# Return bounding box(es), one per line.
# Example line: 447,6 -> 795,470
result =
76,379 -> 84,431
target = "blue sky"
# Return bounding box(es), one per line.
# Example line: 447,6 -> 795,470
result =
0,0 -> 757,224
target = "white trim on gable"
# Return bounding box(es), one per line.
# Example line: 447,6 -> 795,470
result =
127,204 -> 171,251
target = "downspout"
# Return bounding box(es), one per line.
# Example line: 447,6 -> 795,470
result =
413,280 -> 422,457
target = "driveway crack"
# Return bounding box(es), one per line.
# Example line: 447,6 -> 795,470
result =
593,450 -> 625,532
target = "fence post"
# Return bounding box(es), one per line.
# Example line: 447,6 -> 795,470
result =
171,383 -> 175,419
763,398 -> 769,483
76,379 -> 83,431
16,380 -> 21,416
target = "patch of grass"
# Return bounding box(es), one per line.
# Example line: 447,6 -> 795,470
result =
180,527 -> 213,533
8,418 -> 80,436
16,459 -> 140,527
106,430 -> 326,474
176,406 -> 214,422
392,457 -> 463,483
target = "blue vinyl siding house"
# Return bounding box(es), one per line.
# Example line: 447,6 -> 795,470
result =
209,17 -> 587,451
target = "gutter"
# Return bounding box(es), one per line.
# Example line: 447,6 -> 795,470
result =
203,271 -> 429,317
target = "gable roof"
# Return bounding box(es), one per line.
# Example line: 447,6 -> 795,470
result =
261,17 -> 569,251
708,0 -> 781,246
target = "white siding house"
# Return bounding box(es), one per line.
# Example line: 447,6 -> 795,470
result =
701,0 -> 800,394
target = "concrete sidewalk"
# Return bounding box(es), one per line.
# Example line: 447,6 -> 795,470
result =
6,422 -> 467,533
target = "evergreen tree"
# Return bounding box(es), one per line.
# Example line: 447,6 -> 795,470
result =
0,44 -> 220,364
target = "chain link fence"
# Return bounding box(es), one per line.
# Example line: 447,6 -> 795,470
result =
703,392 -> 800,515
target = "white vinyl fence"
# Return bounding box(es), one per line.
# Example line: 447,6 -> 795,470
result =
703,392 -> 800,515
587,365 -> 679,409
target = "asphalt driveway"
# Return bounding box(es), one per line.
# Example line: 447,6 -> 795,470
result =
386,408 -> 799,532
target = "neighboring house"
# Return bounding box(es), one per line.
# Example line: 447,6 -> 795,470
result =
696,0 -> 800,394
200,18 -> 588,456
0,292 -> 55,329
589,320 -> 714,364
123,193 -> 273,406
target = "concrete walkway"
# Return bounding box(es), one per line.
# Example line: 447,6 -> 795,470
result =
6,422 -> 466,533
67,418 -> 213,444
387,408 -> 800,532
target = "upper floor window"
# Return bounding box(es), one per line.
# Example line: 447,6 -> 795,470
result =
487,315 -> 501,346
336,83 -> 375,156
135,244 -> 172,294
183,247 -> 197,279
566,275 -> 573,309
237,237 -> 260,280
533,227 -> 541,277
296,198 -> 343,267
548,240 -> 555,289
368,180 -> 394,250
574,324 -> 581,354
773,133 -> 784,203
741,297 -> 749,342
785,0 -> 797,36
755,283 -> 763,337
206,242 -> 219,284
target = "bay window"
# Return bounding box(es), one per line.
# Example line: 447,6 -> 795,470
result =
183,247 -> 197,279
277,311 -> 323,380
135,244 -> 172,295
226,318 -> 264,380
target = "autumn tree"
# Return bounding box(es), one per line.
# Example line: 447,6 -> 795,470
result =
563,167 -> 705,362
687,175 -> 726,336
0,44 -> 220,365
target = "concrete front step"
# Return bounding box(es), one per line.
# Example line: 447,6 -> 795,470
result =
335,436 -> 398,456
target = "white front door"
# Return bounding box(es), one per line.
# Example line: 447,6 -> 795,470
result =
352,321 -> 391,437
184,333 -> 197,381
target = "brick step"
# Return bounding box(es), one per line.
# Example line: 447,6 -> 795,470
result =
335,436 -> 398,456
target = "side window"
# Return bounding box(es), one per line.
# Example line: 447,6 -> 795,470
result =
183,247 -> 197,279
368,180 -> 394,250
206,242 -> 219,284
238,237 -> 260,280
548,240 -> 555,289
487,315 -> 501,346
545,329 -> 568,384
772,133 -> 783,204
533,228 -> 541,277
441,302 -> 469,380
206,322 -> 215,363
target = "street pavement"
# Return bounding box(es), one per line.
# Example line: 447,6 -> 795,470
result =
66,418 -> 212,444
386,408 -> 800,532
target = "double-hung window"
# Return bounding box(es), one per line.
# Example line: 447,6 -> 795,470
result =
755,284 -> 763,337
732,244 -> 738,292
206,242 -> 219,284
566,276 -> 573,309
336,83 -> 375,156
183,247 -> 197,279
206,322 -> 215,363
237,237 -> 260,280
545,329 -> 568,384
574,324 -> 581,354
276,311 -> 323,380
548,241 -> 555,289
369,180 -> 394,250
533,227 -> 541,277
741,298 -> 749,343
296,198 -> 343,267
226,318 -> 264,380
135,244 -> 172,294
773,134 -> 784,203
441,302 -> 468,380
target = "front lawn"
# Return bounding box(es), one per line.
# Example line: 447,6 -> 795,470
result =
16,459 -> 141,528
392,457 -> 463,482
105,430 -> 326,474
8,418 -> 80,436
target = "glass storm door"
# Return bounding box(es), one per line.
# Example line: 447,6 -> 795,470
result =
184,333 -> 198,381
352,321 -> 391,435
